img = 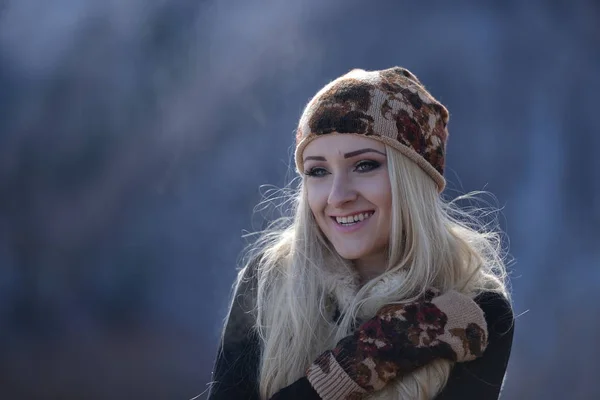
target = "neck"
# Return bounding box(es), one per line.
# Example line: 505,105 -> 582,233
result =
354,252 -> 388,286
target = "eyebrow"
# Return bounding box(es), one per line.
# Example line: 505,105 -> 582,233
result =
343,148 -> 387,158
303,148 -> 387,163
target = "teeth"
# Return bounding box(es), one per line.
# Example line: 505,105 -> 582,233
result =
335,212 -> 373,225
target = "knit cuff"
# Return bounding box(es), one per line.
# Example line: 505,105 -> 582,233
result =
431,290 -> 489,361
306,351 -> 367,400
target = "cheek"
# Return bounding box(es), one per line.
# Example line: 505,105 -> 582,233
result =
306,183 -> 327,216
363,176 -> 392,212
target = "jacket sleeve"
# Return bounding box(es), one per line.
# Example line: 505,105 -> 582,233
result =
435,291 -> 515,400
207,259 -> 322,400
207,260 -> 262,400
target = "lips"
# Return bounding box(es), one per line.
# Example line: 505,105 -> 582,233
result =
332,211 -> 375,225
327,210 -> 376,236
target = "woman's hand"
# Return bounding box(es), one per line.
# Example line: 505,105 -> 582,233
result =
305,290 -> 488,399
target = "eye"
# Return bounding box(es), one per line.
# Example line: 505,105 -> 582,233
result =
354,160 -> 381,173
304,167 -> 329,177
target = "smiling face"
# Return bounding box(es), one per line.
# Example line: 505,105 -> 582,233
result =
302,134 -> 392,275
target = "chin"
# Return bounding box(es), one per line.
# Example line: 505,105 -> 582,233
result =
333,246 -> 367,261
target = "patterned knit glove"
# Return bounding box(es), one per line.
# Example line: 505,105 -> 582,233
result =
306,290 -> 488,400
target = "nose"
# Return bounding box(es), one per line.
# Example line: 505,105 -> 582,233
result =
327,175 -> 357,207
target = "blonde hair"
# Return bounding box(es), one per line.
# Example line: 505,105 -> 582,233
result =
239,144 -> 509,400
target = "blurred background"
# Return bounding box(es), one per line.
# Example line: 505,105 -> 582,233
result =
0,0 -> 598,399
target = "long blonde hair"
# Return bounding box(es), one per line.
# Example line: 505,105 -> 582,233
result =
240,144 -> 509,400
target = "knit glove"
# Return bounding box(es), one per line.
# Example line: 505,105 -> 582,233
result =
306,289 -> 488,400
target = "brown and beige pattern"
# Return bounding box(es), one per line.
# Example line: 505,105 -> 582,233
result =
306,290 -> 488,399
306,351 -> 367,400
295,67 -> 450,192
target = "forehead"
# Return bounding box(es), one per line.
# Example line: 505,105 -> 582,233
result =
303,134 -> 386,157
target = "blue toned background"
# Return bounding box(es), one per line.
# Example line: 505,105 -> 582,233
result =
0,1 -> 598,399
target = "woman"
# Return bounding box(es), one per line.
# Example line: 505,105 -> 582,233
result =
208,67 -> 514,399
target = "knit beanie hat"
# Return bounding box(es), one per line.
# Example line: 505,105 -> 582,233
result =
295,66 -> 450,192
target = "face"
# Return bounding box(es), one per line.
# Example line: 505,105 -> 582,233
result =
302,134 -> 392,268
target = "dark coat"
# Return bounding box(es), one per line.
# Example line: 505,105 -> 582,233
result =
207,262 -> 514,400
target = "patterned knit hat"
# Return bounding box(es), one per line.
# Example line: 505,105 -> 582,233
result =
295,66 -> 450,192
